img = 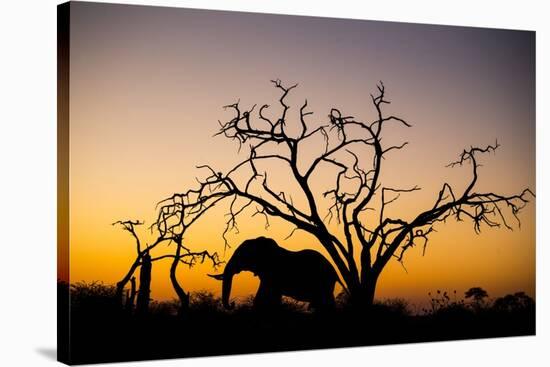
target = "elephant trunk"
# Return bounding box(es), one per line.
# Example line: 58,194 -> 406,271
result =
221,259 -> 238,309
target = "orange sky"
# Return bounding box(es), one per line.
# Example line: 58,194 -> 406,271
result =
61,3 -> 535,306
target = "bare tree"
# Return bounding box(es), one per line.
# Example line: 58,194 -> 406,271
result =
114,217 -> 222,314
157,80 -> 533,308
113,219 -> 157,306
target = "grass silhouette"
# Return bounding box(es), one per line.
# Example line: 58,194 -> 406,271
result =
59,281 -> 535,364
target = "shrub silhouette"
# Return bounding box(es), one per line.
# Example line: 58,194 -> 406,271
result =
465,287 -> 489,301
493,292 -> 535,313
70,281 -> 118,314
424,290 -> 464,314
374,298 -> 412,317
190,291 -> 222,313
465,287 -> 490,311
148,299 -> 180,316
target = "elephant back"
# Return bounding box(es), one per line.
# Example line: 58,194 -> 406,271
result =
286,249 -> 338,282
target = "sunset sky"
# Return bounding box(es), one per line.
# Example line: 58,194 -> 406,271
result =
62,2 -> 535,305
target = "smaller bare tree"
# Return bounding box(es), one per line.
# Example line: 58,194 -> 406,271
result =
114,216 -> 222,315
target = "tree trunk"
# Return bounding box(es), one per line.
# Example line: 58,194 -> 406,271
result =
115,283 -> 125,308
136,253 -> 152,315
124,276 -> 137,313
318,234 -> 360,298
115,258 -> 141,307
361,278 -> 377,306
349,273 -> 378,311
170,239 -> 189,316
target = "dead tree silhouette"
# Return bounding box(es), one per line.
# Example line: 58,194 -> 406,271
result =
113,220 -> 153,307
114,218 -> 222,314
153,198 -> 224,315
156,80 -> 534,308
209,236 -> 338,311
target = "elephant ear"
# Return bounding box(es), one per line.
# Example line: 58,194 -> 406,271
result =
208,274 -> 224,281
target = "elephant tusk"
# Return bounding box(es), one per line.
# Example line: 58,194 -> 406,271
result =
208,273 -> 224,280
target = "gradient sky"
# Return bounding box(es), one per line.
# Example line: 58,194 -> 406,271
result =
64,2 -> 535,305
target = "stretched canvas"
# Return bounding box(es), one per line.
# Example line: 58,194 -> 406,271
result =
57,1 -> 536,365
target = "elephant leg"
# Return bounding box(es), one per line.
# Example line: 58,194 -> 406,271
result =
254,281 -> 281,310
253,281 -> 269,308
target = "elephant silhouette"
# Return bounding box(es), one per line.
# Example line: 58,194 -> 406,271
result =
209,236 -> 338,311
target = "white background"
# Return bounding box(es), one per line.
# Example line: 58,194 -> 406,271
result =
0,0 -> 547,365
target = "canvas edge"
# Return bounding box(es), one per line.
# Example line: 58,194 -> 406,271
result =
57,1 -> 71,365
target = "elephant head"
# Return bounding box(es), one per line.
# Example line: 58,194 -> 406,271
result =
209,237 -> 279,309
